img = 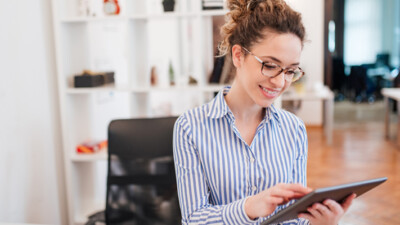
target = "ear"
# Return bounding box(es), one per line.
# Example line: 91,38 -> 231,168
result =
231,44 -> 244,68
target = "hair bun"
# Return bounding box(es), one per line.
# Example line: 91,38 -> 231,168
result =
246,0 -> 261,11
219,0 -> 305,57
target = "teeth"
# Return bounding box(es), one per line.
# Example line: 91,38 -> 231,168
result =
262,87 -> 279,95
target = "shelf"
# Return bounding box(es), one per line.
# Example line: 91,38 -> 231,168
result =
199,9 -> 228,16
131,84 -> 225,93
54,1 -> 223,223
71,150 -> 108,162
61,16 -> 128,23
65,84 -> 131,94
60,10 -> 227,23
66,84 -> 226,94
136,12 -> 198,20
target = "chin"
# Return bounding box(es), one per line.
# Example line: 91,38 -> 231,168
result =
255,98 -> 275,108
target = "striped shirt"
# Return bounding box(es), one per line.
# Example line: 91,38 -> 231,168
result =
173,87 -> 309,225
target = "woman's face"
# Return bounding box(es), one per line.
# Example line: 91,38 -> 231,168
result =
233,31 -> 303,108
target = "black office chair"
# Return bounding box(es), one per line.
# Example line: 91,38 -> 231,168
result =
85,117 -> 181,225
348,65 -> 376,103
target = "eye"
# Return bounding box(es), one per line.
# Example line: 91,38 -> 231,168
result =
263,63 -> 278,70
285,70 -> 296,76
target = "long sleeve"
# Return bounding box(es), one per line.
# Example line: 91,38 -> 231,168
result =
173,115 -> 257,225
287,120 -> 309,225
267,118 -> 310,225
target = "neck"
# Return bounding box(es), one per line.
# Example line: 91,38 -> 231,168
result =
225,81 -> 264,121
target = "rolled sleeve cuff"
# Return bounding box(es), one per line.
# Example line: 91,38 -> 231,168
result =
222,197 -> 259,225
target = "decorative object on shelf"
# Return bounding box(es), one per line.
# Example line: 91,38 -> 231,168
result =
76,140 -> 107,154
209,54 -> 225,83
78,0 -> 90,16
74,70 -> 115,88
219,54 -> 235,84
104,0 -> 120,15
150,66 -> 159,86
188,76 -> 198,85
162,0 -> 175,12
202,0 -> 224,10
168,61 -> 175,86
79,0 -> 104,17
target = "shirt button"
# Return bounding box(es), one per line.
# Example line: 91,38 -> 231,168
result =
250,157 -> 255,163
252,186 -> 257,191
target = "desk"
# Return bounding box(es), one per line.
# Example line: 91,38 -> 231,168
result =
0,224 -> 50,225
381,88 -> 400,146
282,86 -> 334,145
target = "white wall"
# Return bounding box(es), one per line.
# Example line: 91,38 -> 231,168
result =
286,0 -> 325,125
0,0 -> 66,224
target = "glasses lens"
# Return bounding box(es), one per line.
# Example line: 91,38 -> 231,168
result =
261,62 -> 281,77
288,68 -> 303,82
261,62 -> 304,82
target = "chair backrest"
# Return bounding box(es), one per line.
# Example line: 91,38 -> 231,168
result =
106,117 -> 181,225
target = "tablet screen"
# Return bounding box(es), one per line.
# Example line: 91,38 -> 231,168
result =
261,177 -> 387,224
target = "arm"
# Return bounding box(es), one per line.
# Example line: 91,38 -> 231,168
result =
242,120 -> 312,223
291,121 -> 309,225
295,121 -> 356,225
264,120 -> 310,225
173,116 -> 257,225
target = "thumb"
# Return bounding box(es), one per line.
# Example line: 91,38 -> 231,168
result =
341,193 -> 356,212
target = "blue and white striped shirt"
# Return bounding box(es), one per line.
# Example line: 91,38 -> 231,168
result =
173,87 -> 309,225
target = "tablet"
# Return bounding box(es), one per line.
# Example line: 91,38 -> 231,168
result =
261,177 -> 387,224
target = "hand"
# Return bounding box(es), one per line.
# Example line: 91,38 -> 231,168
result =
244,183 -> 312,220
298,193 -> 356,225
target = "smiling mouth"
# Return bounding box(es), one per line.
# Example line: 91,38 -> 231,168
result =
260,85 -> 281,96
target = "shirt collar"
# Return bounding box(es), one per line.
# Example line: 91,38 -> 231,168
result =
207,86 -> 282,125
207,86 -> 231,119
266,103 -> 282,126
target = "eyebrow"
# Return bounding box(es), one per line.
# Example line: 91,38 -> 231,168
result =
262,56 -> 300,66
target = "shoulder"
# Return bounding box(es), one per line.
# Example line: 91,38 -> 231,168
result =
175,103 -> 210,131
274,107 -> 306,132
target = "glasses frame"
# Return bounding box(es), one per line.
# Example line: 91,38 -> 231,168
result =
242,47 -> 305,82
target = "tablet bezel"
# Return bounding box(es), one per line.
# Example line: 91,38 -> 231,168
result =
261,177 -> 387,224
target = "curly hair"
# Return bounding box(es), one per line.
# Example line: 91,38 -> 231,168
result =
218,0 -> 306,56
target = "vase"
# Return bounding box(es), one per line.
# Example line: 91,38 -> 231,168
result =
162,0 -> 175,12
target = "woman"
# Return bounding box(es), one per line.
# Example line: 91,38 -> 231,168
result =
173,0 -> 355,224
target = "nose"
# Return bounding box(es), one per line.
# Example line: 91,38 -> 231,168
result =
269,71 -> 286,88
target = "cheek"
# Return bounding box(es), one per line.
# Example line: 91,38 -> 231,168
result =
238,62 -> 262,85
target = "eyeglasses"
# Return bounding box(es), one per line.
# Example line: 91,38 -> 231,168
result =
242,47 -> 305,82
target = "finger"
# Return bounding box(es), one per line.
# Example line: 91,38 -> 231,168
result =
298,213 -> 314,221
313,203 -> 332,217
268,196 -> 285,205
270,189 -> 295,199
292,192 -> 309,199
307,206 -> 322,218
276,183 -> 313,195
341,193 -> 356,212
323,199 -> 343,215
285,183 -> 313,193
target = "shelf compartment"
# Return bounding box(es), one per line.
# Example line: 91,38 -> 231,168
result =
61,16 -> 129,23
72,161 -> 107,225
71,150 -> 108,162
199,10 -> 228,16
65,84 -> 225,94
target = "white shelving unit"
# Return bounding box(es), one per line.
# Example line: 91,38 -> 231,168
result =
51,0 -> 227,224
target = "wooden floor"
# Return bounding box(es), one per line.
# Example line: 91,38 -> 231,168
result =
306,101 -> 400,225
